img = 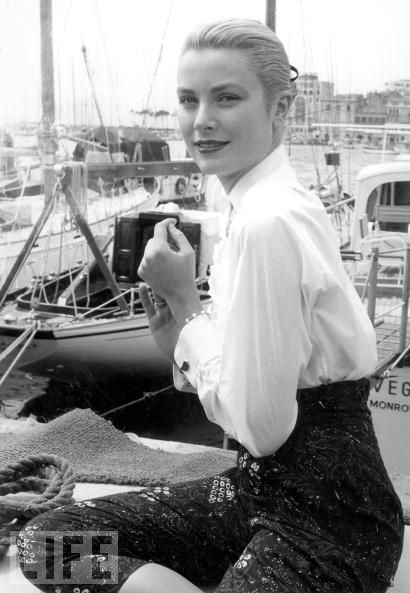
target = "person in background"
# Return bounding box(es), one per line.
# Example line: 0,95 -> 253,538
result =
18,18 -> 403,593
1,130 -> 15,173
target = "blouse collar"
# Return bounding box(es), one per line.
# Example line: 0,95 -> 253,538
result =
228,145 -> 297,212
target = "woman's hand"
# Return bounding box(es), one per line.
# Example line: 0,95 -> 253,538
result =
139,283 -> 180,361
138,218 -> 202,324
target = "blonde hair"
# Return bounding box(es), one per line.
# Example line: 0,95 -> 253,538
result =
181,19 -> 297,110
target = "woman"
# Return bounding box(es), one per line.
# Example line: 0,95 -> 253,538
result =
18,19 -> 403,593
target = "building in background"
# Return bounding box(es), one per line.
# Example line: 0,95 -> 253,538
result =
385,80 -> 410,95
287,75 -> 410,146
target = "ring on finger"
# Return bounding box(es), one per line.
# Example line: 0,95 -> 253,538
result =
153,299 -> 167,310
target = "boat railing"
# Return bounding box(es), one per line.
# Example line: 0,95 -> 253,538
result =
66,284 -> 140,322
365,245 -> 410,376
63,275 -> 211,324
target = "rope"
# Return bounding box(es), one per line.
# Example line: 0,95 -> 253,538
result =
0,454 -> 76,560
0,325 -> 38,391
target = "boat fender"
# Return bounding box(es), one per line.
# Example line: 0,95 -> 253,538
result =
175,177 -> 187,196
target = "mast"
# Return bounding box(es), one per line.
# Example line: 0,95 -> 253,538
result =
81,45 -> 105,130
81,45 -> 113,161
39,0 -> 57,204
71,60 -> 76,125
265,0 -> 276,31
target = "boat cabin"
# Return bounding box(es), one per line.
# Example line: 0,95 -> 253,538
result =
350,159 -> 410,250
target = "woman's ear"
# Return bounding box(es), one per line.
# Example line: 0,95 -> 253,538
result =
274,92 -> 292,122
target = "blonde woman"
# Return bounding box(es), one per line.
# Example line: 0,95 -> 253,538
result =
19,19 -> 403,593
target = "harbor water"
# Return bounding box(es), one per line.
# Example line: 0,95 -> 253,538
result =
0,143 -> 401,445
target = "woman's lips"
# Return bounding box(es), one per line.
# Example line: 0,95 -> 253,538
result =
194,140 -> 230,152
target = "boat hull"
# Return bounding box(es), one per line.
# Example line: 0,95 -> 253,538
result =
0,315 -> 172,379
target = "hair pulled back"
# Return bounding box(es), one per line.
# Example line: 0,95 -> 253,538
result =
180,19 -> 297,109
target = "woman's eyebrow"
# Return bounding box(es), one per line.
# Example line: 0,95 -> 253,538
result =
177,83 -> 246,94
176,87 -> 194,94
211,83 -> 246,92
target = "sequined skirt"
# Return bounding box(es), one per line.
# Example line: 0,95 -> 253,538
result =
18,378 -> 404,593
225,378 -> 405,592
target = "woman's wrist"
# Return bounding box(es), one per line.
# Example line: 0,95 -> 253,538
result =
167,291 -> 203,327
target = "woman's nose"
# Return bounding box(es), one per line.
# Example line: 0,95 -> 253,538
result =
193,103 -> 216,130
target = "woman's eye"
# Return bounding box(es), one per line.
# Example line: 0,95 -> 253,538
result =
179,96 -> 197,106
219,94 -> 240,103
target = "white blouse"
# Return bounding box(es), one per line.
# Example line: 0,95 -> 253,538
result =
173,146 -> 377,458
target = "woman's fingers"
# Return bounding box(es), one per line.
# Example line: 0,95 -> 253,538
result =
153,218 -> 178,245
139,283 -> 156,319
166,222 -> 192,252
153,218 -> 192,253
152,291 -> 167,307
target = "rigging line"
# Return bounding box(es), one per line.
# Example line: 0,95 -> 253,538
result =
298,0 -> 315,73
326,34 -> 335,95
0,326 -> 38,391
54,0 -> 74,62
0,0 -> 10,123
92,0 -> 121,126
143,0 -> 174,123
0,0 -> 10,50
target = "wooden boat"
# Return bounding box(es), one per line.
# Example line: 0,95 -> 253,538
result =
0,186 -> 159,290
0,159 -> 220,384
0,120 -> 206,292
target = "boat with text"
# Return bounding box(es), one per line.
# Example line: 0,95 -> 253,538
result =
334,156 -> 410,474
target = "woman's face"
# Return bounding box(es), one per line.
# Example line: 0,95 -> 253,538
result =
177,48 -> 286,193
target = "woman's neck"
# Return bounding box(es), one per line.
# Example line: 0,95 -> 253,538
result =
219,136 -> 283,195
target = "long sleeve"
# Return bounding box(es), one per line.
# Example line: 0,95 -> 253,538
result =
174,213 -> 313,457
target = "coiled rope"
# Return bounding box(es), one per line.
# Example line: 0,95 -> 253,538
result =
0,454 -> 76,559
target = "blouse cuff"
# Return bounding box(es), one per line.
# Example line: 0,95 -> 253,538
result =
174,315 -> 219,388
172,364 -> 197,392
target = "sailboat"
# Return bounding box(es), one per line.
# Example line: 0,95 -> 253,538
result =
0,0 -> 220,386
0,2 -> 203,293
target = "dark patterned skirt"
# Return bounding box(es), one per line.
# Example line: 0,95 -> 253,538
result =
18,378 -> 404,592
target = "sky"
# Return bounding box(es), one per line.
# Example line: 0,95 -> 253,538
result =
1,0 -> 410,126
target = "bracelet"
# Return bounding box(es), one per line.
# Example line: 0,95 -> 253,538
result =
183,310 -> 209,327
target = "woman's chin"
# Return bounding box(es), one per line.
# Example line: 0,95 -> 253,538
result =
192,154 -> 224,175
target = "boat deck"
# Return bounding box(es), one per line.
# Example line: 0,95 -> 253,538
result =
375,321 -> 410,374
375,322 -> 410,369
